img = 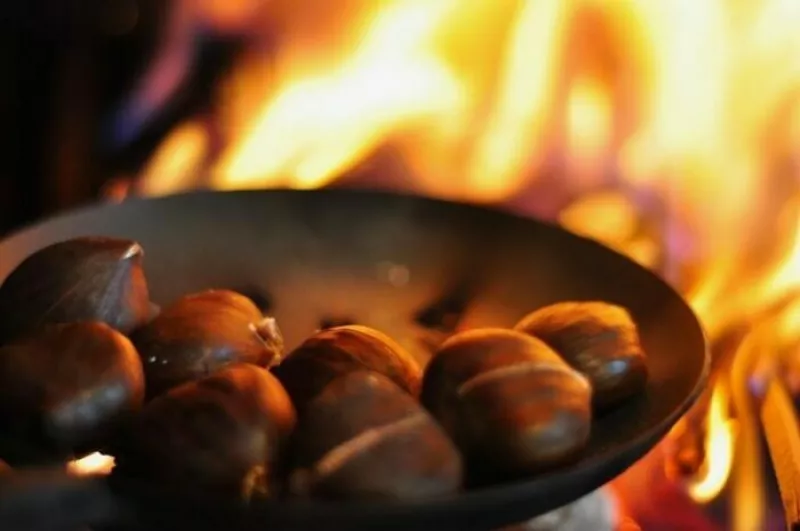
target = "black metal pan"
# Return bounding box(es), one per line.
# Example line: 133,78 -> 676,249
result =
0,189 -> 709,531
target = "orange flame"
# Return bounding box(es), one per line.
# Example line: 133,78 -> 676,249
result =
685,381 -> 736,503
212,0 -> 466,191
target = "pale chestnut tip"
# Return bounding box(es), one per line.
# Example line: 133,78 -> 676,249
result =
250,316 -> 285,366
121,242 -> 144,260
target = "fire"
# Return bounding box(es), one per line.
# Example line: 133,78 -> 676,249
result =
212,0 -> 466,191
126,0 -> 800,525
685,381 -> 736,503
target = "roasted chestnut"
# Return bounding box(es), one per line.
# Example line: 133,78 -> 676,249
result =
421,329 -> 591,477
289,371 -> 462,500
272,325 -> 421,415
131,289 -> 284,398
114,363 -> 296,499
0,322 -> 145,459
0,237 -> 151,343
514,301 -> 648,409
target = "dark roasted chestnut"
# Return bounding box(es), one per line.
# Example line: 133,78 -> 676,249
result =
0,322 -> 145,459
421,328 -> 591,477
514,301 -> 648,409
0,237 -> 151,343
289,371 -> 462,500
131,289 -> 284,398
272,325 -> 422,415
114,363 -> 296,499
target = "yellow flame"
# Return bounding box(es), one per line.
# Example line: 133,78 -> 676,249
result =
211,0 -> 465,190
464,0 -> 573,200
686,381 -> 736,503
565,76 -> 614,187
138,120 -> 208,196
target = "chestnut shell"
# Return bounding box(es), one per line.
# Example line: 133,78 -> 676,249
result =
131,289 -> 284,399
272,325 -> 422,416
114,363 -> 296,499
290,371 -> 462,500
0,237 -> 151,343
421,328 -> 591,477
0,322 -> 145,459
514,301 -> 648,409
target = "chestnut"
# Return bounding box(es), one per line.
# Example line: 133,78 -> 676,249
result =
0,237 -> 151,343
0,322 -> 145,459
421,328 -> 591,477
289,371 -> 462,500
114,363 -> 296,499
131,289 -> 284,398
272,325 -> 421,415
514,301 -> 648,409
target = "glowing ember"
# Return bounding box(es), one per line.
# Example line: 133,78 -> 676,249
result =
67,452 -> 115,476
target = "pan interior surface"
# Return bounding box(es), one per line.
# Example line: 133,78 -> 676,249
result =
0,189 -> 708,530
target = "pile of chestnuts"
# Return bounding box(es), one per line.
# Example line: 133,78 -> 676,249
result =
0,236 -> 648,504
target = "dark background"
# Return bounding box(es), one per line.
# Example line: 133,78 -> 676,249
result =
0,0 -> 236,237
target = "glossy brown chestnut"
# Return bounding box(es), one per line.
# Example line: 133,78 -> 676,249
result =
0,237 -> 151,343
114,363 -> 296,499
131,289 -> 284,399
514,301 -> 648,409
272,325 -> 422,416
421,328 -> 591,476
289,371 -> 462,500
0,322 -> 145,457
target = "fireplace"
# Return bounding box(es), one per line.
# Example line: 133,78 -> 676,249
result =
4,1 -> 800,529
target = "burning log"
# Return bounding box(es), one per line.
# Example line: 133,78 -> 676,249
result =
761,378 -> 800,531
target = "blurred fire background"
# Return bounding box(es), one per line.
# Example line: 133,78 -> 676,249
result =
5,1 -> 800,529
0,0 -> 154,232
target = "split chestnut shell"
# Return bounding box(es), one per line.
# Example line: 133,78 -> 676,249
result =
0,237 -> 151,343
421,328 -> 591,477
514,301 -> 648,409
273,325 -> 422,415
290,371 -> 463,500
131,289 -> 284,399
